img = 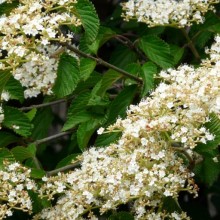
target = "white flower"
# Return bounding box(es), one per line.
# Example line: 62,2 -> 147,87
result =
8,162 -> 20,171
12,125 -> 20,130
42,176 -> 48,182
163,189 -> 173,196
6,210 -> 13,217
122,0 -> 218,27
1,90 -> 10,101
167,102 -> 174,109
213,157 -> 219,163
97,127 -> 105,135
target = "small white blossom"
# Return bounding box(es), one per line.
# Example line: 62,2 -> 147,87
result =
213,157 -> 219,163
1,90 -> 10,101
97,127 -> 105,135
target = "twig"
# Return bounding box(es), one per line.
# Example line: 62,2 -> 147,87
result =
33,131 -> 72,146
33,156 -> 42,170
114,35 -> 147,61
62,43 -> 143,84
20,95 -> 75,111
46,160 -> 81,176
181,28 -> 200,60
20,99 -> 67,111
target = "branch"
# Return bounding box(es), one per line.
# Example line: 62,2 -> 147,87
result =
33,156 -> 42,170
46,160 -> 81,176
181,28 -> 200,60
62,43 -> 143,84
20,94 -> 76,111
114,35 -> 147,61
20,99 -> 67,111
33,131 -> 72,146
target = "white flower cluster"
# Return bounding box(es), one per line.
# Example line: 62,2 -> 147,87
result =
122,0 -> 219,27
109,35 -> 220,154
13,45 -> 59,98
0,161 -> 37,219
0,0 -> 81,97
34,36 -> 220,220
36,145 -> 196,219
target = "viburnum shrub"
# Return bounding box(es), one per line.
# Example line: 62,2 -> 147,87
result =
0,0 -> 220,219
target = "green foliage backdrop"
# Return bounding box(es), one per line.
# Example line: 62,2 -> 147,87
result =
0,0 -> 220,219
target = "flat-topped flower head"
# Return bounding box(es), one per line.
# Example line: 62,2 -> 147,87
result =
35,142 -> 197,219
122,0 -> 219,27
0,0 -> 81,97
0,161 -> 37,219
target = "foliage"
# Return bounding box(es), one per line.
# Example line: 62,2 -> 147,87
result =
0,0 -> 220,219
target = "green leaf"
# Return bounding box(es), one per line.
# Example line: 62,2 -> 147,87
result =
88,81 -> 106,104
139,35 -> 174,69
79,58 -> 96,81
56,154 -> 79,168
25,108 -> 37,121
27,143 -> 37,155
100,70 -> 123,93
124,63 -> 141,85
141,62 -> 157,97
93,70 -> 122,97
86,70 -> 122,112
207,24 -> 220,33
194,156 -> 220,186
140,26 -> 165,36
77,118 -> 103,151
68,92 -> 91,114
31,107 -> 54,141
2,106 -> 32,137
107,85 -> 137,125
110,45 -> 137,69
79,35 -> 92,54
201,12 -> 220,33
0,70 -> 11,94
88,83 -> 110,107
207,114 -> 220,141
88,26 -> 116,54
4,76 -> 24,102
74,71 -> 102,93
63,92 -> 91,131
195,31 -> 213,49
11,146 -> 34,162
0,131 -> 20,147
62,110 -> 93,131
195,113 -> 220,154
162,197 -> 182,213
0,1 -> 19,16
30,168 -> 46,179
29,191 -> 51,213
75,0 -> 100,43
11,144 -> 37,162
109,211 -> 134,220
0,148 -> 15,168
53,53 -> 80,98
95,132 -> 121,147
170,45 -> 184,65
